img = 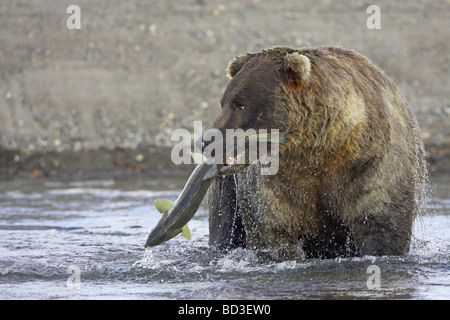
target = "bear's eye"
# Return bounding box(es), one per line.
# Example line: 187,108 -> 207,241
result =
238,105 -> 245,110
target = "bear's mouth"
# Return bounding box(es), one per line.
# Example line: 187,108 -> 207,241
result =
219,152 -> 247,174
197,131 -> 288,176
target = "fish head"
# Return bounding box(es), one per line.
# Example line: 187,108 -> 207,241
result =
145,226 -> 182,248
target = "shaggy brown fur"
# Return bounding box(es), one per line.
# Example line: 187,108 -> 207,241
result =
207,46 -> 426,258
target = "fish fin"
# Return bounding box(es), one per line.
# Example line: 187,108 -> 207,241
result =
203,163 -> 218,181
154,198 -> 174,214
191,152 -> 206,164
181,224 -> 191,240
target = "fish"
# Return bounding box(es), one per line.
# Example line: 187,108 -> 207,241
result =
145,160 -> 219,247
144,131 -> 288,247
220,131 -> 288,173
154,199 -> 191,240
245,132 -> 288,145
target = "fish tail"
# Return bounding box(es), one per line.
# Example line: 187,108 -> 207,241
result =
181,224 -> 191,240
154,198 -> 174,214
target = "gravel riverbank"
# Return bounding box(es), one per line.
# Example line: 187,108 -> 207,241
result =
0,0 -> 449,179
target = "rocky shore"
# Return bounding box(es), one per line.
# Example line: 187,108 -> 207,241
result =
0,0 -> 449,180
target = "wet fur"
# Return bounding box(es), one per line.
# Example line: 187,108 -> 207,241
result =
208,46 -> 426,258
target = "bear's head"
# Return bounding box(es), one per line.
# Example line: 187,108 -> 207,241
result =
197,47 -> 312,175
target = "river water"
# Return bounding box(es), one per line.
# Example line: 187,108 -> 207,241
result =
0,173 -> 448,300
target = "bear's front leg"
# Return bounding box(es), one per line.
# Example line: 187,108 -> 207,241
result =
208,175 -> 246,250
350,211 -> 414,256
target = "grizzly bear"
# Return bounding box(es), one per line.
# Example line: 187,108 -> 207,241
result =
202,46 -> 426,258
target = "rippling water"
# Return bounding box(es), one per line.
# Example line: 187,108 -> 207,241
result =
0,174 -> 449,300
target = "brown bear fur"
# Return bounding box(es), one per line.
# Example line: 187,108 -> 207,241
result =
206,46 -> 426,258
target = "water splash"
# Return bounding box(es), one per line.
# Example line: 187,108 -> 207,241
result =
133,247 -> 155,269
1,174 -> 448,299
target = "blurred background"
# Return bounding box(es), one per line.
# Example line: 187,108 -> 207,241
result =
0,0 -> 449,180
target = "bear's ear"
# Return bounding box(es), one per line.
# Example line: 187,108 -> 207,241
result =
280,52 -> 311,89
226,53 -> 257,79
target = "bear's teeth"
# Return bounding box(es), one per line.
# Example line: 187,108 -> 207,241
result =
227,156 -> 237,165
220,152 -> 246,172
